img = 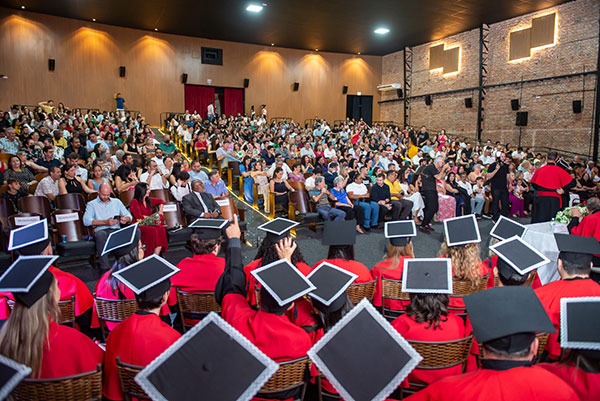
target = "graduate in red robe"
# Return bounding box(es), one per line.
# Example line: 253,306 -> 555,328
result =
371,235 -> 414,312
405,286 -> 578,401
535,234 -> 600,360
569,199 -> 600,268
103,263 -> 181,401
215,219 -> 312,401
530,152 -> 576,223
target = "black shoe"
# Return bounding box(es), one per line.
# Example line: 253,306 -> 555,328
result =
419,226 -> 431,234
362,226 -> 371,232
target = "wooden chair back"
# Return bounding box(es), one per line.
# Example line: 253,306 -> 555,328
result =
452,275 -> 489,297
409,336 -> 473,370
219,197 -> 237,220
94,296 -> 138,340
10,364 -> 103,401
149,189 -> 172,203
87,192 -> 98,202
27,182 -> 39,195
346,280 -> 376,305
8,213 -> 42,230
0,197 -> 15,227
58,296 -> 76,327
0,185 -> 7,195
380,278 -> 410,318
289,181 -> 306,192
0,153 -> 14,164
115,357 -> 150,401
52,210 -> 87,241
56,193 -> 87,211
288,191 -> 312,215
176,289 -> 221,332
258,357 -> 311,397
18,195 -> 51,219
118,190 -> 135,207
35,173 -> 48,182
228,160 -> 241,176
162,202 -> 187,229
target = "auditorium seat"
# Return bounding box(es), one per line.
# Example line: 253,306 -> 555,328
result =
51,209 -> 97,267
162,201 -> 193,246
56,193 -> 87,211
18,195 -> 52,219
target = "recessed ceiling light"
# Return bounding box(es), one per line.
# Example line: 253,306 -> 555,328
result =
357,52 -> 361,55
92,18 -> 96,22
21,5 -> 25,9
315,49 -> 319,52
154,28 -> 158,31
374,27 -> 390,35
246,4 -> 263,12
271,43 -> 275,46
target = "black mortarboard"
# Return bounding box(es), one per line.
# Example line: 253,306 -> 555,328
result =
192,228 -> 222,240
188,218 -> 228,229
307,262 -> 358,313
560,297 -> 600,351
491,236 -> 550,276
307,299 -> 422,401
135,312 -> 278,401
0,354 -> 32,400
101,223 -> 139,257
250,259 -> 316,306
0,255 -> 57,308
443,214 -> 481,246
385,221 -> 416,247
401,258 -> 453,294
257,218 -> 299,241
490,216 -> 527,241
464,287 -> 555,353
8,219 -> 49,253
555,234 -> 600,267
322,220 -> 357,246
112,255 -> 180,303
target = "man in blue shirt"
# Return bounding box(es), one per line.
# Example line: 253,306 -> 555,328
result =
203,170 -> 229,198
189,160 -> 209,182
83,183 -> 132,269
114,93 -> 125,118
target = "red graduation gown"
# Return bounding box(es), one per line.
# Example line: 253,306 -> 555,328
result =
39,321 -> 104,379
371,256 -> 412,310
538,362 -> 600,401
168,253 -> 226,305
103,312 -> 181,400
312,259 -> 373,283
571,211 -> 600,257
49,265 -> 94,317
391,313 -> 467,386
404,364 -> 579,401
535,278 -> 600,359
531,164 -> 575,223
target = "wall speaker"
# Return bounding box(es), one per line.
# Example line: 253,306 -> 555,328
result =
119,66 -> 126,78
465,98 -> 473,108
511,99 -> 520,110
573,100 -> 582,114
425,95 -> 432,106
243,78 -> 249,88
181,73 -> 188,84
48,59 -> 55,71
342,85 -> 348,94
516,111 -> 528,126
396,89 -> 403,98
293,82 -> 299,91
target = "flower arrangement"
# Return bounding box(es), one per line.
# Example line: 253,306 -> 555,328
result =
139,212 -> 161,226
554,205 -> 589,224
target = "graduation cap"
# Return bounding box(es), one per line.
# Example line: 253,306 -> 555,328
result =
112,255 -> 180,303
192,228 -> 222,240
443,214 -> 480,247
322,220 -> 357,246
257,218 -> 299,241
0,354 -> 32,400
490,236 -> 550,277
250,259 -> 316,307
8,219 -> 49,253
401,258 -> 453,294
464,286 -> 555,354
101,223 -> 139,257
560,297 -> 600,351
385,221 -> 416,247
307,262 -> 358,313
188,218 -> 228,230
307,299 -> 422,401
0,255 -> 57,308
489,216 -> 527,241
554,233 -> 600,267
135,312 -> 278,401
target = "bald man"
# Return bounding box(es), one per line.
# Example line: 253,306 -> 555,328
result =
83,183 -> 132,269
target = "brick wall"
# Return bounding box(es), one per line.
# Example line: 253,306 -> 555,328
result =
380,0 -> 599,157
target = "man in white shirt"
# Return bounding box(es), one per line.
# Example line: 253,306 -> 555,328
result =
512,147 -> 526,162
412,150 -> 424,166
380,152 -> 398,171
152,148 -> 166,171
34,166 -> 61,201
139,159 -> 169,190
323,143 -> 336,159
299,143 -> 315,158
267,157 -> 292,179
207,102 -> 215,122
480,149 -> 495,165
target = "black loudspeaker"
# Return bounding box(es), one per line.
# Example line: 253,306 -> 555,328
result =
293,82 -> 299,91
573,100 -> 582,113
425,95 -> 432,106
181,73 -> 188,84
48,59 -> 55,71
342,85 -> 348,94
119,66 -> 126,78
511,99 -> 520,110
396,89 -> 403,98
516,111 -> 528,126
244,78 -> 249,88
465,98 -> 473,108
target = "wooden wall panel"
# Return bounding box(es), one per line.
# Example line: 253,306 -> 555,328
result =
429,44 -> 444,70
509,28 -> 531,60
0,8 -> 381,126
443,47 -> 460,74
531,13 -> 555,48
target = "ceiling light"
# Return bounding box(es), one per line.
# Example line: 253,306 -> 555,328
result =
315,49 -> 319,52
92,18 -> 96,22
246,4 -> 263,12
21,5 -> 25,9
154,28 -> 158,31
270,43 -> 275,46
357,52 -> 361,55
374,27 -> 390,35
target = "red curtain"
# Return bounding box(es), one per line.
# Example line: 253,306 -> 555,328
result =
184,85 -> 215,118
224,88 -> 244,116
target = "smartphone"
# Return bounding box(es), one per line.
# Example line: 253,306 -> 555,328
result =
113,216 -> 120,220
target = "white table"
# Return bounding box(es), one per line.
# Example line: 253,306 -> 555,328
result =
523,221 -> 569,285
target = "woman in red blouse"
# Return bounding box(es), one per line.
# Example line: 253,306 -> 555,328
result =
129,182 -> 168,257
